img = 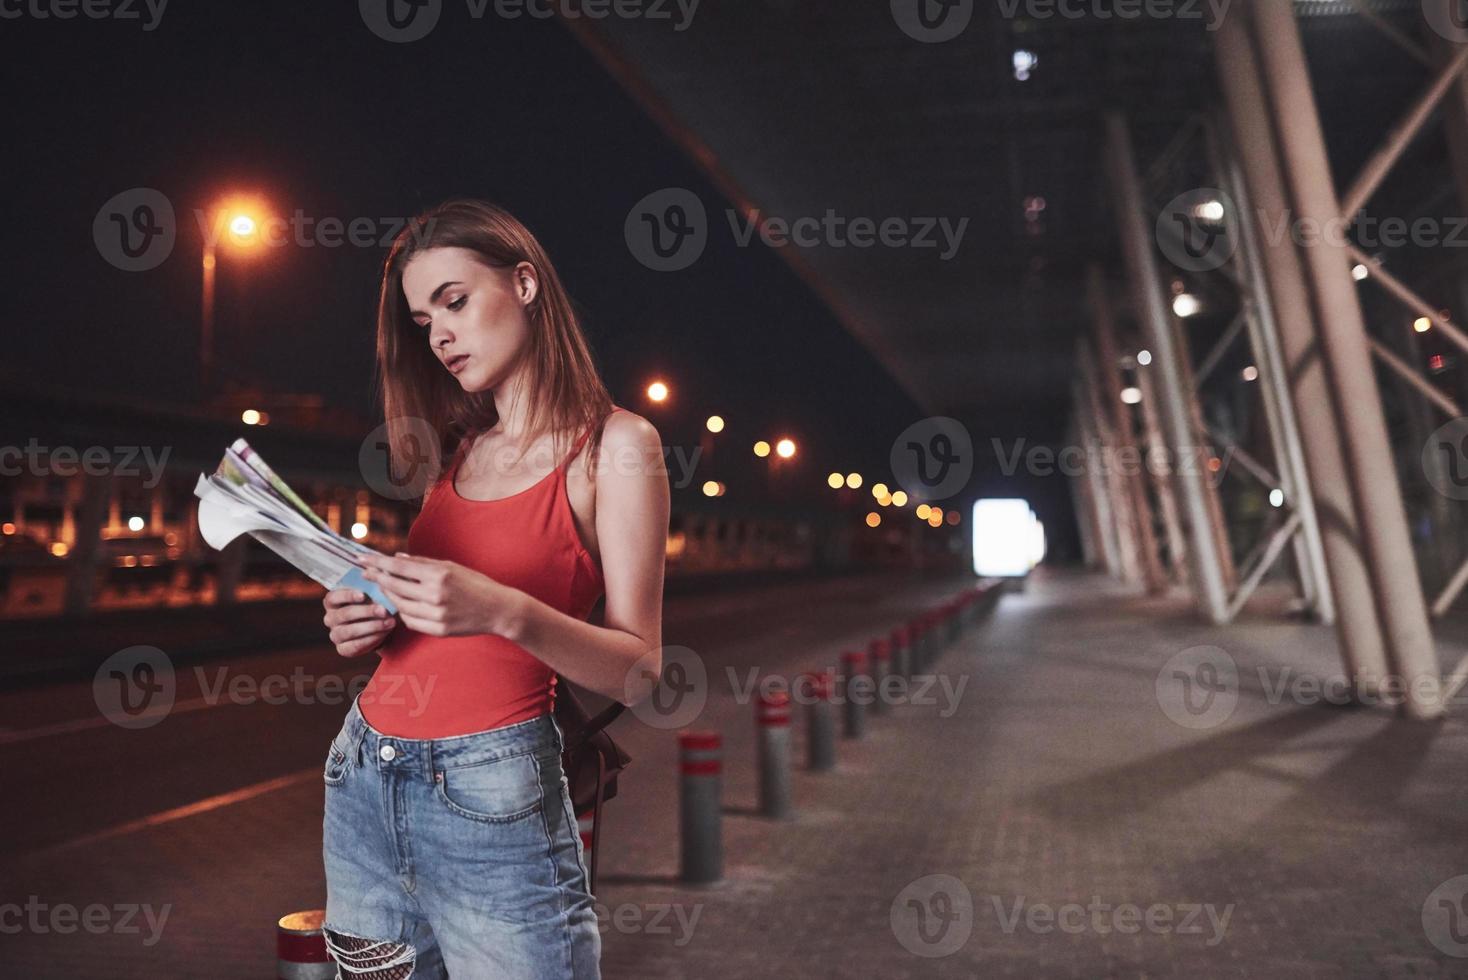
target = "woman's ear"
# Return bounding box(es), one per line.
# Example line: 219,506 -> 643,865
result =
514,261 -> 539,307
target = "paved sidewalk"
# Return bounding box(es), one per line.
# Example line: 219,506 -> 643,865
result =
4,567 -> 1467,978
592,569 -> 1468,978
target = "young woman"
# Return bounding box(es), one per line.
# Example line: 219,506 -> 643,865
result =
317,199 -> 668,979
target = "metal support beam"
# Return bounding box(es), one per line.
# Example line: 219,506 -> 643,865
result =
1347,0 -> 1433,67
1089,266 -> 1168,593
1135,358 -> 1190,585
1339,45 -> 1468,220
1079,339 -> 1142,584
1073,378 -> 1123,579
1347,244 -> 1468,357
1247,0 -> 1443,719
1193,311 -> 1248,389
1106,112 -> 1231,624
1226,511 -> 1305,622
1214,10 -> 1392,697
1212,116 -> 1332,623
1066,415 -> 1102,570
1368,337 -> 1464,418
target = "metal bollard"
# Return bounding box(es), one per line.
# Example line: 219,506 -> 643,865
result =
868,637 -> 891,715
842,650 -> 869,739
890,626 -> 911,681
802,670 -> 836,771
757,687 -> 793,819
679,730 -> 723,885
276,910 -> 335,980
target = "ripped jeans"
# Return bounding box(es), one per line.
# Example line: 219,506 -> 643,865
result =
322,694 -> 602,979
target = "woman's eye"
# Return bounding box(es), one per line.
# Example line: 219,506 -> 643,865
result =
447,295 -> 467,311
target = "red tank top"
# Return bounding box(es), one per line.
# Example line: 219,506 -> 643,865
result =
358,413 -> 612,738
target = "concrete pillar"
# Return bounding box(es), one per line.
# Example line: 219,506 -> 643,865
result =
1073,378 -> 1124,579
1089,265 -> 1168,592
1079,339 -> 1141,584
1105,112 -> 1232,623
1214,11 -> 1391,696
1245,0 -> 1441,718
63,471 -> 112,618
1066,415 -> 1103,569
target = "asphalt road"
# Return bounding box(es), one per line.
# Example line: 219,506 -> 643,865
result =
0,569 -> 973,978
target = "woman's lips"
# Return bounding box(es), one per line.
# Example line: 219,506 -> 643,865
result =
447,354 -> 470,374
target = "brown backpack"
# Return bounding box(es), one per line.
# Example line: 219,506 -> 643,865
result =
552,679 -> 631,892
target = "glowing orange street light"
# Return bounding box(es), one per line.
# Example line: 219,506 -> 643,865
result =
705,415 -> 724,433
775,438 -> 796,459
201,194 -> 272,390
753,440 -> 771,458
646,380 -> 670,403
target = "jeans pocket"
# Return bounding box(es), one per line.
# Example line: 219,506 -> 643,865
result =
434,751 -> 544,824
323,741 -> 349,787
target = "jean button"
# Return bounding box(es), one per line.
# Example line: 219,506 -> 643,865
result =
380,744 -> 397,762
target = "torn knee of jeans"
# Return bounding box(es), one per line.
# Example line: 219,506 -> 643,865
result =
323,927 -> 416,979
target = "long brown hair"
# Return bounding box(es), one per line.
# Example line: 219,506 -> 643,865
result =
373,199 -> 612,496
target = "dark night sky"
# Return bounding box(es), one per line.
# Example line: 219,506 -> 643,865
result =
3,1 -> 938,509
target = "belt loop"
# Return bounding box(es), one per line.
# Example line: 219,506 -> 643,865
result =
350,715 -> 368,767
425,742 -> 437,784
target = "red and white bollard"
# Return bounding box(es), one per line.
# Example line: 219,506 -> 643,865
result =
276,910 -> 335,979
756,687 -> 793,819
802,669 -> 836,771
679,730 -> 723,884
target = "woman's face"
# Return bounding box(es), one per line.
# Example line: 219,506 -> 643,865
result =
401,246 -> 537,394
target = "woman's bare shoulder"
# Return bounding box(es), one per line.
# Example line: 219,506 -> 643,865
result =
599,407 -> 660,449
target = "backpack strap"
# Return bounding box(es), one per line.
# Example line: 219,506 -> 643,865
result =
562,700 -> 626,755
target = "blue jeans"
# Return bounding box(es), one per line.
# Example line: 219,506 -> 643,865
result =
322,694 -> 602,979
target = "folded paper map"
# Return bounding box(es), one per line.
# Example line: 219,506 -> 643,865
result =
193,438 -> 398,613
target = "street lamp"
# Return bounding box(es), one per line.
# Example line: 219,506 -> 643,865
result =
201,195 -> 271,391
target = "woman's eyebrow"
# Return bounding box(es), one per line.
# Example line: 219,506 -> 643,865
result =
409,280 -> 463,317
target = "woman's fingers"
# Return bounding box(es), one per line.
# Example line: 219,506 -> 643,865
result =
335,635 -> 388,659
323,598 -> 393,629
330,617 -> 395,646
374,593 -> 442,623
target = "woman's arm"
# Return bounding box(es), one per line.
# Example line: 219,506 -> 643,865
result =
504,410 -> 669,704
358,410 -> 669,705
